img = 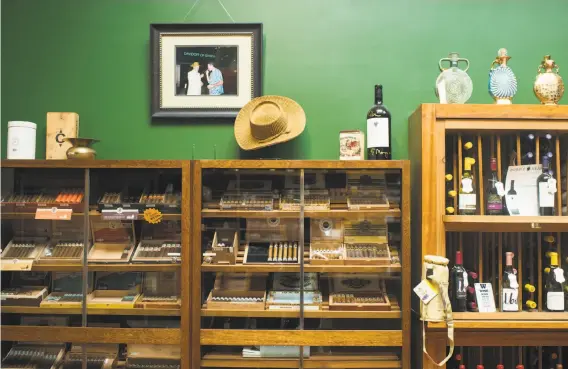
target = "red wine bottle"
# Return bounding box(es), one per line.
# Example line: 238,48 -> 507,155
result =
366,85 -> 392,160
537,156 -> 555,216
449,251 -> 467,312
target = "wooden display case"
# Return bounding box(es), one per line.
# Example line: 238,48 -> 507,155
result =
409,104 -> 568,369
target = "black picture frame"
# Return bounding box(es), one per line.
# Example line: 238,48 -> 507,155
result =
150,23 -> 262,120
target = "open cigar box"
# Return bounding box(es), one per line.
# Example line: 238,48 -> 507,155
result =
41,272 -> 94,308
1,343 -> 66,369
135,272 -> 181,309
37,219 -> 87,264
244,241 -> 300,264
88,220 -> 135,263
346,171 -> 389,209
2,188 -> 84,213
246,218 -> 299,243
1,221 -> 50,270
280,190 -> 330,211
343,220 -> 390,265
1,272 -> 49,306
309,219 -> 344,265
62,344 -> 118,369
203,226 -> 238,264
205,273 -> 267,311
266,273 -> 322,311
328,274 -> 390,311
126,344 -> 181,369
87,272 -> 142,309
132,221 -> 181,263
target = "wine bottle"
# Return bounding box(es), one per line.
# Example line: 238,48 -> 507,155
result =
366,84 -> 391,160
537,156 -> 556,216
449,251 -> 468,312
487,157 -> 503,215
502,252 -> 519,311
546,252 -> 566,311
459,157 -> 476,215
506,179 -> 520,215
446,206 -> 455,214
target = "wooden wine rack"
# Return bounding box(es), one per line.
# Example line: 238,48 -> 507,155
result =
409,104 -> 568,369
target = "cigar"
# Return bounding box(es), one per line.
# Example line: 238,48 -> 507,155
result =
268,243 -> 273,261
278,243 -> 284,261
293,243 -> 298,261
283,243 -> 289,261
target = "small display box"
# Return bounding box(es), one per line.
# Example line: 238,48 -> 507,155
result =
98,182 -> 181,214
220,180 -> 275,211
132,221 -> 181,263
1,344 -> 66,369
87,272 -> 142,309
126,344 -> 181,369
2,188 -> 84,213
1,272 -> 49,307
135,272 -> 181,309
41,272 -> 93,308
244,241 -> 299,264
343,220 -> 390,265
88,220 -> 136,263
346,171 -> 389,209
37,218 -> 87,264
329,274 -> 390,311
203,225 -> 239,265
266,273 -> 322,311
281,173 -> 329,211
205,273 -> 267,311
1,239 -> 46,271
62,344 -> 118,369
309,219 -> 344,265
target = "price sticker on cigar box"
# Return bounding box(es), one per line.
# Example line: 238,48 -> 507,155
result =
143,208 -> 163,224
35,207 -> 73,220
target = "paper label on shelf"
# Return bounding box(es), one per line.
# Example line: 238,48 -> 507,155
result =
101,208 -> 139,220
501,288 -> 519,311
505,164 -> 542,216
458,194 -> 476,210
538,183 -> 555,207
366,118 -> 389,148
414,279 -> 439,305
474,283 -> 496,313
35,207 -> 72,220
495,181 -> 505,197
546,291 -> 565,311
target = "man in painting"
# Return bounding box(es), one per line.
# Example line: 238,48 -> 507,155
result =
206,61 -> 224,95
186,62 -> 204,96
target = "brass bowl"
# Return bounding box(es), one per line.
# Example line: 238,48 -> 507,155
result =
64,138 -> 99,160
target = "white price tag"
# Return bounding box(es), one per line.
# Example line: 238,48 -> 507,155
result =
495,181 -> 505,197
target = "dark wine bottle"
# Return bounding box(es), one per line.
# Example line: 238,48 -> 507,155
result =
537,156 -> 555,216
366,84 -> 391,160
487,157 -> 503,215
449,251 -> 467,312
546,252 -> 566,311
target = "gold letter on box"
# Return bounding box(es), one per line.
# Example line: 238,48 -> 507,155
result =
46,112 -> 79,159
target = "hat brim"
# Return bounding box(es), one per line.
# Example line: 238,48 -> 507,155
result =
234,95 -> 306,151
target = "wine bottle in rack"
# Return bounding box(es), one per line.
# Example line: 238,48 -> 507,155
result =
450,251 -> 468,312
487,157 -> 504,215
524,283 -> 536,293
502,252 -> 519,311
537,156 -> 556,216
459,157 -> 477,215
366,84 -> 391,160
545,252 -> 566,311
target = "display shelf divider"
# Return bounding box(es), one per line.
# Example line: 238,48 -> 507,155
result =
536,135 -> 541,164
498,233 -> 503,312
517,232 -> 522,311
478,135 -> 484,215
181,160 -> 192,369
556,136 -> 562,215
538,232 -> 543,311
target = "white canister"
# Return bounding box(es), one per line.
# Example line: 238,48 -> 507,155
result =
7,121 -> 37,159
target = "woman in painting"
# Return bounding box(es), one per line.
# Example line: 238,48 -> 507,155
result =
186,62 -> 204,96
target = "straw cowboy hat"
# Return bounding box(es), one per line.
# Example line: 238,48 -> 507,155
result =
234,95 -> 306,151
191,62 -> 200,67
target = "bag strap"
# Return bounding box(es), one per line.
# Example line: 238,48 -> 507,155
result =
423,282 -> 454,366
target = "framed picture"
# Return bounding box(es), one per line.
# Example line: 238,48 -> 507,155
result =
150,23 -> 262,120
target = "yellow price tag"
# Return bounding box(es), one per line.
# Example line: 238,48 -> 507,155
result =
143,208 -> 163,224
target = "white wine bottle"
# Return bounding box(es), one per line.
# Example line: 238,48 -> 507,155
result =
546,252 -> 566,311
502,252 -> 519,311
459,157 -> 476,215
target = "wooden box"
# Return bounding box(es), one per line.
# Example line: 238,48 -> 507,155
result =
309,243 -> 345,265
135,272 -> 181,309
244,241 -> 300,264
64,344 -> 117,369
132,221 -> 181,263
343,219 -> 388,245
127,344 -> 180,369
1,238 -> 47,271
346,171 -> 389,209
328,274 -> 390,311
37,218 -> 87,264
205,273 -> 267,311
309,218 -> 344,264
267,273 -> 322,311
280,190 -> 330,211
46,112 -> 79,160
344,243 -> 391,265
245,218 -> 299,243
203,230 -> 238,264
87,272 -> 142,309
1,286 -> 49,307
1,344 -> 66,369
88,220 -> 135,263
41,272 -> 93,308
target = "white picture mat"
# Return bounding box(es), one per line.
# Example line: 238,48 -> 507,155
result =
160,34 -> 253,109
504,164 -> 541,216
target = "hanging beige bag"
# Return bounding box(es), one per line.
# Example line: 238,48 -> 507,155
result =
420,255 -> 454,366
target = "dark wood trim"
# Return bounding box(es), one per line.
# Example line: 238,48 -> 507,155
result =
181,161 -> 192,369
429,103 -> 568,119
401,160 -> 411,369
427,330 -> 568,346
0,160 -> 184,168
199,160 -> 407,169
191,161 -> 203,369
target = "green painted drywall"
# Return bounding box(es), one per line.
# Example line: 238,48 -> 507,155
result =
2,0 -> 568,160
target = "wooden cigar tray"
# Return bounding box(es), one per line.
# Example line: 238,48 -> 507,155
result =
343,243 -> 391,265
87,290 -> 141,308
2,344 -> 66,369
328,274 -> 390,311
64,344 -> 117,369
89,220 -> 135,263
309,243 -> 345,265
244,242 -> 300,264
203,230 -> 238,264
127,344 -> 181,368
1,286 -> 49,307
135,272 -> 181,309
266,290 -> 322,311
205,273 -> 267,311
88,242 -> 134,263
37,219 -> 87,264
41,272 -> 93,308
1,238 -> 47,271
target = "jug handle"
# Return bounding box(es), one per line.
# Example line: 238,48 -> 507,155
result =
538,64 -> 560,74
438,58 -> 451,71
458,58 -> 470,72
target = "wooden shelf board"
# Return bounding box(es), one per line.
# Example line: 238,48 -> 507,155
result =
0,160 -> 184,169
1,306 -> 180,316
1,212 -> 182,221
199,160 -> 408,170
2,263 -> 180,272
201,352 -> 401,368
428,311 -> 568,330
451,312 -> 568,321
201,209 -> 400,219
443,215 -> 568,232
201,263 -> 402,273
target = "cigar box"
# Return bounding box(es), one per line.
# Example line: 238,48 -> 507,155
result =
244,241 -> 300,264
328,274 -> 390,311
343,219 -> 390,265
1,272 -> 49,306
135,272 -> 181,309
41,272 -> 94,308
126,344 -> 180,369
245,218 -> 299,243
87,272 -> 142,308
88,220 -> 135,263
132,221 -> 181,263
284,172 -> 326,190
37,218 -> 87,264
344,219 -> 388,245
346,171 -> 389,209
309,219 -> 344,265
1,343 -> 66,369
340,130 -> 365,160
46,112 -> 79,160
136,183 -> 181,214
280,189 -> 330,211
37,188 -> 84,212
205,273 -> 267,311
203,229 -> 238,264
62,344 -> 118,369
220,192 -> 275,211
1,239 -> 47,271
1,190 -> 45,213
329,188 -> 348,209
267,273 -> 322,311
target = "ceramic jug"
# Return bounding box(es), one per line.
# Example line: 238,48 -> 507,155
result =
534,55 -> 564,105
488,48 -> 518,104
436,52 -> 473,104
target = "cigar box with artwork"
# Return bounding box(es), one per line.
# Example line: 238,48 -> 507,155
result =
135,272 -> 181,309
132,221 -> 181,263
346,171 -> 389,209
40,272 -> 93,308
328,274 -> 390,311
87,272 -> 142,309
88,220 -> 135,263
266,273 -> 322,311
205,272 -> 267,311
343,220 -> 390,265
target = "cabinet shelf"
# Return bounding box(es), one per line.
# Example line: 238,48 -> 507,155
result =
1,306 -> 180,316
201,209 -> 401,219
1,263 -> 181,272
201,263 -> 402,273
0,211 -> 182,221
427,312 -> 568,330
443,215 -> 568,232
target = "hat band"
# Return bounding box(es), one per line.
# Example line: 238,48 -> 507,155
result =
253,116 -> 290,143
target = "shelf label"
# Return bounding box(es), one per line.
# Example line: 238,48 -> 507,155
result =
474,283 -> 496,313
101,208 -> 139,220
35,207 -> 73,220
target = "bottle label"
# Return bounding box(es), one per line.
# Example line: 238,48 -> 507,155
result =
502,288 -> 519,311
546,291 -> 565,311
508,273 -> 519,288
366,118 -> 390,148
538,182 -> 555,207
487,201 -> 503,211
461,178 -> 473,193
554,268 -> 566,283
459,194 -> 476,210
506,194 -> 520,215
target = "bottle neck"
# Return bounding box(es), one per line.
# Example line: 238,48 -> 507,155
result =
455,251 -> 463,265
374,85 -> 383,105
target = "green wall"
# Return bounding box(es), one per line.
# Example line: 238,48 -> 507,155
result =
2,0 -> 568,160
